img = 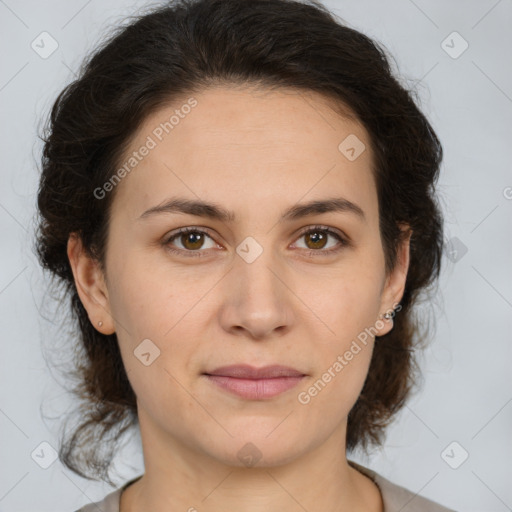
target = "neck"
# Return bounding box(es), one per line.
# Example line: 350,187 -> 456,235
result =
120,411 -> 382,512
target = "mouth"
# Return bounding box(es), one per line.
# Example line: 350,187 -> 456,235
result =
203,364 -> 306,400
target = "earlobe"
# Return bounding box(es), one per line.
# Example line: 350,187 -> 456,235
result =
66,233 -> 116,334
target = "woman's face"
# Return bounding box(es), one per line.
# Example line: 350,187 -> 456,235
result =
71,85 -> 410,467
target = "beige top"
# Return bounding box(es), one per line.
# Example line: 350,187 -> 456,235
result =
75,460 -> 455,511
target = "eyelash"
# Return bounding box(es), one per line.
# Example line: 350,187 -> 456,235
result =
163,225 -> 349,258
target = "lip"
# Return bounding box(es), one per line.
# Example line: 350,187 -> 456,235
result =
203,365 -> 306,400
206,364 -> 305,379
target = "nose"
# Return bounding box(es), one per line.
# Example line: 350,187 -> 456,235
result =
218,249 -> 293,340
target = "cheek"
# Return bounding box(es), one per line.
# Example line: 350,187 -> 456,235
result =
106,251 -> 206,386
301,265 -> 384,338
296,265 -> 382,406
297,324 -> 375,428
301,347 -> 374,434
106,249 -> 193,339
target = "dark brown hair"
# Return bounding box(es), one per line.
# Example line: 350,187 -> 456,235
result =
35,0 -> 444,485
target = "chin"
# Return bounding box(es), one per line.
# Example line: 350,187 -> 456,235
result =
205,428 -> 310,469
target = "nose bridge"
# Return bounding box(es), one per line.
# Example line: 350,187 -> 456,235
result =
220,240 -> 292,338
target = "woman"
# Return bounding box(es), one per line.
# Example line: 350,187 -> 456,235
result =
36,0 -> 454,510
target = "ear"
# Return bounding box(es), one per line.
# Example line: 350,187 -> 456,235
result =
67,233 -> 116,334
375,224 -> 412,337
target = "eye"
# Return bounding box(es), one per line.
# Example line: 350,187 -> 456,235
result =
164,225 -> 349,258
292,225 -> 348,256
164,227 -> 218,257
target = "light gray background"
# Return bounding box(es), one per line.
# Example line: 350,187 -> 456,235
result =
1,0 -> 511,511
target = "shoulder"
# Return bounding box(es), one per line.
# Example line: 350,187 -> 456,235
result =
74,487 -> 122,512
74,475 -> 143,512
348,460 -> 457,512
74,466 -> 456,512
74,489 -> 121,512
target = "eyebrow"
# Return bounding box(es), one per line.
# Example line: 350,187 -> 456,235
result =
138,197 -> 366,223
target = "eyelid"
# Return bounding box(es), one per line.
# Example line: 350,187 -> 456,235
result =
294,224 -> 349,243
291,224 -> 350,254
163,224 -> 350,256
163,226 -> 221,257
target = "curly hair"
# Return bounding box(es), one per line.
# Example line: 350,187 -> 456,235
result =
35,0 -> 444,485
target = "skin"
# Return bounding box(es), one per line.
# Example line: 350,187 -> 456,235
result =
68,85 -> 411,512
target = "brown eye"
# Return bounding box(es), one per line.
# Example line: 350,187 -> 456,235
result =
165,227 -> 217,256
293,226 -> 348,255
304,230 -> 329,250
180,231 -> 205,250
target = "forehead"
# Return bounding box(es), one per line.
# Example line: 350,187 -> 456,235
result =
110,85 -> 378,224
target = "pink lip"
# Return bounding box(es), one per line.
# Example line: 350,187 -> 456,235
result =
204,365 -> 306,400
